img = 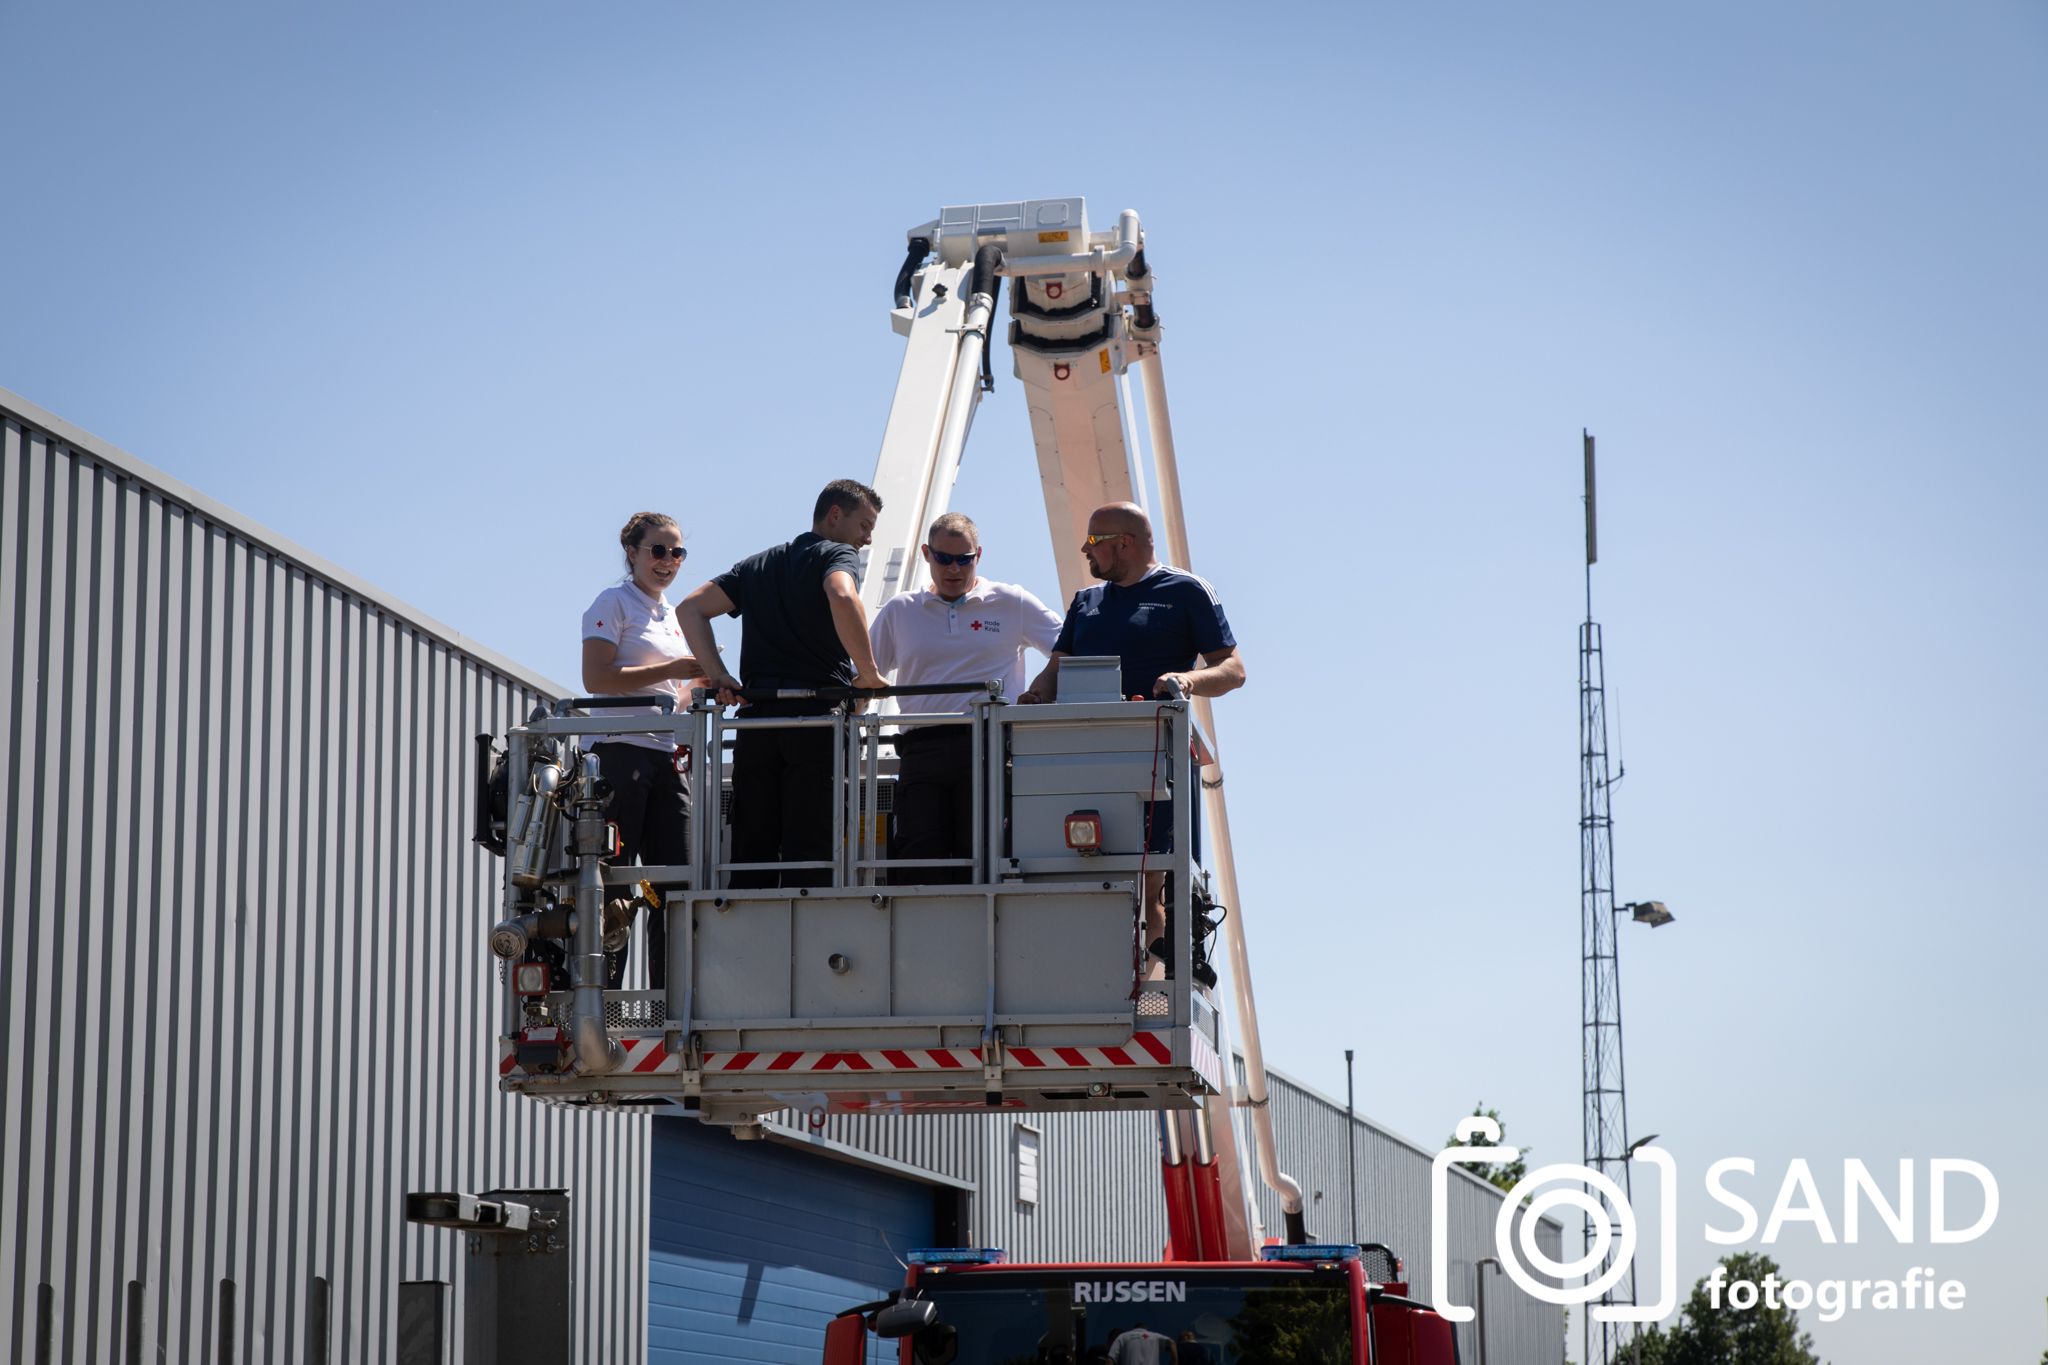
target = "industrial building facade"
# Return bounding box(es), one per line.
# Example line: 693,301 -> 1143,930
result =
0,389 -> 1561,1363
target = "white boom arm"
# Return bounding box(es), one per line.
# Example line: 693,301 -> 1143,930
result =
863,199 -> 1306,1257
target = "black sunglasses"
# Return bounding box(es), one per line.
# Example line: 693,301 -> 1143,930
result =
640,544 -> 688,561
927,546 -> 980,567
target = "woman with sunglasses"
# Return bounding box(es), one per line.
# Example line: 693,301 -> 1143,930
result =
580,511 -> 703,988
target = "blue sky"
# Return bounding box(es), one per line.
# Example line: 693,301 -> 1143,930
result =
4,4 -> 2044,1359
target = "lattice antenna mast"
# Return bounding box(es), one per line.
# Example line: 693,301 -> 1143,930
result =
1580,431 -> 1638,1365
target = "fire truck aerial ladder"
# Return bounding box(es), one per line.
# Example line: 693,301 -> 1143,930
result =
476,199 -> 1457,1363
859,197 -> 1298,1265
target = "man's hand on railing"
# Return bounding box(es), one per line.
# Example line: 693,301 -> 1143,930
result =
1154,673 -> 1191,700
703,672 -> 745,707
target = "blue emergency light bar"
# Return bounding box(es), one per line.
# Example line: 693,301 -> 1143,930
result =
1259,1244 -> 1361,1263
908,1248 -> 1007,1266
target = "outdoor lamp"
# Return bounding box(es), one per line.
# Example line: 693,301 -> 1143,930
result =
1621,900 -> 1674,928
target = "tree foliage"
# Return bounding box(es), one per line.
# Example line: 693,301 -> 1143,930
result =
1442,1102 -> 1526,1193
1615,1253 -> 1823,1365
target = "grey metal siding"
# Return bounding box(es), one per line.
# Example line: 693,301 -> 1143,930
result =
0,393 -> 649,1364
972,1110 -> 1165,1262
798,1110 -> 982,1187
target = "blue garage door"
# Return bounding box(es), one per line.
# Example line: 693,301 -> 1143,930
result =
650,1119 -> 940,1365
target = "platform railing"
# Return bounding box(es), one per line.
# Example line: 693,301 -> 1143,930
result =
492,688 -> 1218,1116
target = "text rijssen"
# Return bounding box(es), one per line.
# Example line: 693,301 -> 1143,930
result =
1071,1281 -> 1188,1304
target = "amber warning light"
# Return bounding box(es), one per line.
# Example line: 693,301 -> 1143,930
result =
1064,809 -> 1104,852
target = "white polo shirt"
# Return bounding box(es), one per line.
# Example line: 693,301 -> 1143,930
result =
870,578 -> 1062,712
581,578 -> 692,750
1108,1328 -> 1174,1365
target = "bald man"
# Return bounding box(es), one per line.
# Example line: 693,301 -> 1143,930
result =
1018,502 -> 1244,705
1019,503 -> 1243,975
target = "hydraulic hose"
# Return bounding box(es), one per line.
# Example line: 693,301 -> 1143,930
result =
894,236 -> 932,308
970,244 -> 1004,393
1127,247 -> 1158,332
1147,355 -> 1308,1230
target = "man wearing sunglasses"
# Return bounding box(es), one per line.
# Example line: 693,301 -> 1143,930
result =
1018,502 -> 1244,972
870,512 -> 1062,883
1018,502 -> 1244,706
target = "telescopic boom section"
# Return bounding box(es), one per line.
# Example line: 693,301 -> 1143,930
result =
863,199 -> 1306,1258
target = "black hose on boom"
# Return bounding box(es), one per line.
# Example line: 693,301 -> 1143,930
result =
1127,247 -> 1158,332
894,236 -> 932,308
971,243 -> 1003,393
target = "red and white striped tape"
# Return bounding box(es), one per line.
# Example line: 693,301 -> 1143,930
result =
503,1031 -> 1197,1081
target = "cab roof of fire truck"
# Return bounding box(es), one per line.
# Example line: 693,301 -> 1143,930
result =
479,200 -> 1308,1262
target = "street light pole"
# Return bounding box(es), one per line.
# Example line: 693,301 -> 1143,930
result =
1474,1256 -> 1501,1365
1344,1049 -> 1358,1244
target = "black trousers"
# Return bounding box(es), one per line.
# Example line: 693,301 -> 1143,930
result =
728,721 -> 835,889
890,728 -> 975,885
593,742 -> 690,988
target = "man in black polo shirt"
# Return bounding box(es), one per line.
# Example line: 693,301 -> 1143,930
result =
678,479 -> 887,887
1019,501 -> 1245,966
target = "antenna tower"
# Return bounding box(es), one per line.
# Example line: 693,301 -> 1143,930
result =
1580,430 -> 1638,1364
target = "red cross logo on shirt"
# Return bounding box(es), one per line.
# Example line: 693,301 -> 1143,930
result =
971,620 -> 984,630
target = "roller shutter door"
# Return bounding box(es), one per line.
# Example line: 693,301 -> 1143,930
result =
649,1119 -> 939,1365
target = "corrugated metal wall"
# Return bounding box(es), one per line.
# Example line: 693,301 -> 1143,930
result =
799,1110 -> 982,1188
974,1110 -> 1167,1261
0,392 -> 649,1364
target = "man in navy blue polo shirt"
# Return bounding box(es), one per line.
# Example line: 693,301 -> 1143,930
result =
1019,502 -> 1244,975
1018,501 -> 1244,705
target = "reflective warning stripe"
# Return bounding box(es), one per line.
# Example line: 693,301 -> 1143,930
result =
700,1035 -> 1181,1074
622,1037 -> 673,1074
503,1032 -> 1196,1080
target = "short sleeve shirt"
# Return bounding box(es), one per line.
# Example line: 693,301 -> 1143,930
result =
870,578 -> 1063,712
711,532 -> 862,703
1051,565 -> 1235,699
1108,1329 -> 1173,1365
580,579 -> 690,751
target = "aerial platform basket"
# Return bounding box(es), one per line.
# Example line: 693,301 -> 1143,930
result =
480,682 -> 1228,1129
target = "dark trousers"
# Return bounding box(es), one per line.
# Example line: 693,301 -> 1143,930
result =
593,742 -> 690,988
728,721 -> 836,888
890,728 -> 975,885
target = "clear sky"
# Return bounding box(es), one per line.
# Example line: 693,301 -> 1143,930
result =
4,4 -> 2043,1360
